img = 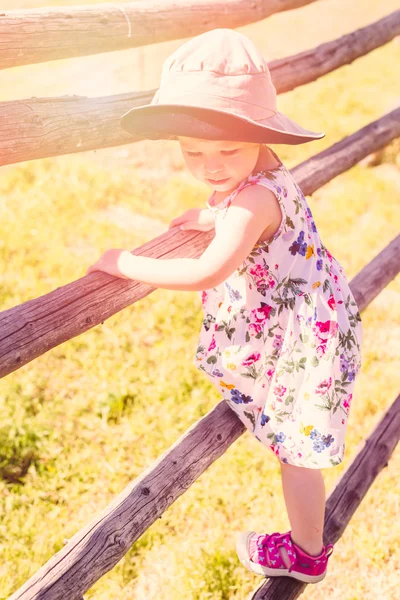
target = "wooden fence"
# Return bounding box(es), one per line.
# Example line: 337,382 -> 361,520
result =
1,1 -> 399,598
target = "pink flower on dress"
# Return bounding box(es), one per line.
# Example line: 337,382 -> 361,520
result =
315,319 -> 338,337
242,352 -> 261,367
249,264 -> 269,280
315,377 -> 332,395
342,393 -> 353,413
327,294 -> 336,310
267,367 -> 275,380
274,384 -> 287,398
313,320 -> 338,356
275,264 -> 279,269
248,322 -> 263,336
250,303 -> 273,325
201,291 -> 208,305
270,444 -> 280,456
249,264 -> 276,289
208,335 -> 216,352
273,334 -> 283,350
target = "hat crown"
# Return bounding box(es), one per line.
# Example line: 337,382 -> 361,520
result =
162,28 -> 268,77
153,28 -> 277,121
119,28 -> 325,145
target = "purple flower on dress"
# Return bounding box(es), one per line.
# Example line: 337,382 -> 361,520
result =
298,242 -> 308,256
273,334 -> 283,350
306,208 -> 318,231
261,413 -> 270,426
289,231 -> 307,256
310,429 -> 321,440
316,259 -> 323,270
321,434 -> 334,447
225,281 -> 242,303
276,432 -> 286,443
211,368 -> 224,377
313,440 -> 325,453
230,389 -> 253,404
340,354 -> 350,372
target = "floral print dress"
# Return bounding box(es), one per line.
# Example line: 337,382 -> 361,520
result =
194,154 -> 363,469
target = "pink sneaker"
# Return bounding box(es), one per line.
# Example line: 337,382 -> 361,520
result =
236,530 -> 334,583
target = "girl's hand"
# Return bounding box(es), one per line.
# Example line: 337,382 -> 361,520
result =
85,249 -> 133,279
168,208 -> 214,232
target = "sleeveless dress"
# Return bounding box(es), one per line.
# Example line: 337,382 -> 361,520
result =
193,153 -> 363,469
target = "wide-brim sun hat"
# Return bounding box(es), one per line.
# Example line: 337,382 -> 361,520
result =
120,28 -> 325,145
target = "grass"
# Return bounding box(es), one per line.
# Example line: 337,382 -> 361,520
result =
1,1 -> 400,599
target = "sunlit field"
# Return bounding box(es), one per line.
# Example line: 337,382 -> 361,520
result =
1,1 -> 399,598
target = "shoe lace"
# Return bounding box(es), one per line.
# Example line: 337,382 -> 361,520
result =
256,531 -> 296,571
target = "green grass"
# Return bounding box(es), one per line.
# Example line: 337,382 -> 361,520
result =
1,1 -> 400,599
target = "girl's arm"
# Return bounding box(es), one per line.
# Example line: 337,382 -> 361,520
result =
86,185 -> 277,292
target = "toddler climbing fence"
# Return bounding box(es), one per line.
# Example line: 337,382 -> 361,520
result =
0,1 -> 399,598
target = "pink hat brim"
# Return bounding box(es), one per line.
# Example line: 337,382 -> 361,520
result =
120,103 -> 325,145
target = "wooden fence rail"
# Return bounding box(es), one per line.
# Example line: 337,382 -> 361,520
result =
1,109 -> 399,380
0,0 -> 318,70
8,385 -> 399,599
2,3 -> 399,599
0,10 -> 398,166
252,396 -> 400,600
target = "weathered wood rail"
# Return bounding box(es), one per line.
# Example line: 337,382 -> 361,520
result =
8,387 -> 399,599
1,0 -> 399,598
0,10 -> 399,166
0,0 -> 318,70
1,109 -> 399,379
252,395 -> 400,600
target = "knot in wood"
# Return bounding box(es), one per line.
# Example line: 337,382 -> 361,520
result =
113,533 -> 126,550
141,487 -> 150,496
32,115 -> 43,127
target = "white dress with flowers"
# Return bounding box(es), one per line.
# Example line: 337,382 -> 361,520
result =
194,159 -> 363,468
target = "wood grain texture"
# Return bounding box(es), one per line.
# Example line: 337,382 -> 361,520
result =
349,236 -> 400,313
0,0 -> 318,70
9,401 -> 246,599
268,10 -> 400,93
0,11 -> 399,167
250,393 -> 400,599
0,109 -> 399,379
8,392 -> 399,598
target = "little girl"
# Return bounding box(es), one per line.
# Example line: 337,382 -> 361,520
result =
87,29 -> 363,584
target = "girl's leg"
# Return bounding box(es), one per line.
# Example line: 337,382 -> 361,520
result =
277,461 -> 326,566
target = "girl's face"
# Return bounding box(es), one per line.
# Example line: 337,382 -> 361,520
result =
178,137 -> 261,194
